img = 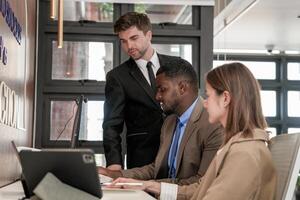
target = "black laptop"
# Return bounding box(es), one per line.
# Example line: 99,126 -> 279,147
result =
18,149 -> 102,198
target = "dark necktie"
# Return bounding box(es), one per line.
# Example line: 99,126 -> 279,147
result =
168,119 -> 183,178
146,61 -> 156,92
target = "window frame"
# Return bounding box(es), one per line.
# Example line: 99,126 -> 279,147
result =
213,54 -> 300,135
36,1 -> 214,153
43,34 -> 119,87
134,5 -> 201,30
42,94 -> 105,153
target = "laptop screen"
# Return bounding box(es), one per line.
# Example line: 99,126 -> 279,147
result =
19,149 -> 102,198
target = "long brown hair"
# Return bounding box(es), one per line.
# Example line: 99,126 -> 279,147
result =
206,62 -> 267,143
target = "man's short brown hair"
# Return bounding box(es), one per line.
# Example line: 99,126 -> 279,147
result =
114,12 -> 152,34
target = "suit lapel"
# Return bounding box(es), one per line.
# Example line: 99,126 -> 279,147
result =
154,115 -> 177,178
175,97 -> 204,176
215,130 -> 269,176
215,141 -> 230,176
128,58 -> 160,108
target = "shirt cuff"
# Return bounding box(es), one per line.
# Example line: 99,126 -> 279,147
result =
160,182 -> 178,200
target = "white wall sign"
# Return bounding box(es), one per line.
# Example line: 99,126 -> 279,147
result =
0,81 -> 19,128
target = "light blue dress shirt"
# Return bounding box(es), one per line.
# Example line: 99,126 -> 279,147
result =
167,97 -> 199,175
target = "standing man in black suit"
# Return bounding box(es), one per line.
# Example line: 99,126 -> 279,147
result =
103,12 -> 181,170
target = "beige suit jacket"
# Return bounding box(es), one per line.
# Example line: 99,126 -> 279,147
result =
121,97 -> 223,185
177,129 -> 277,200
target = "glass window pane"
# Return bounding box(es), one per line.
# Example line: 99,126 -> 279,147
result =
288,128 -> 300,134
54,1 -> 113,22
261,90 -> 277,117
52,41 -> 113,81
79,100 -> 104,141
50,100 -> 104,141
213,60 -> 276,80
288,91 -> 300,117
152,44 -> 192,64
135,4 -> 192,25
95,154 -> 106,167
266,127 -> 277,138
50,101 -> 78,141
287,62 -> 300,80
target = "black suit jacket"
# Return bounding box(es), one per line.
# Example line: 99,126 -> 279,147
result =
103,54 -> 179,168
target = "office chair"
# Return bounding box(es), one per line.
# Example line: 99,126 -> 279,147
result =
269,133 -> 300,200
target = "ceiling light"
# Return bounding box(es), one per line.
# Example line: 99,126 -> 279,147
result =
214,49 -> 266,54
285,50 -> 300,55
79,0 -> 214,6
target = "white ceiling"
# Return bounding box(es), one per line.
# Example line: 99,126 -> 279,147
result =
213,0 -> 300,52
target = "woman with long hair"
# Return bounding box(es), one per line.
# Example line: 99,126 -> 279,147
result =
111,62 -> 277,200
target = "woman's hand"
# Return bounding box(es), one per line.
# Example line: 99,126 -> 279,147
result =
110,177 -> 161,195
108,177 -> 146,190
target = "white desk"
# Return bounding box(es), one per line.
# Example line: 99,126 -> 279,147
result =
0,181 -> 156,200
102,188 -> 156,200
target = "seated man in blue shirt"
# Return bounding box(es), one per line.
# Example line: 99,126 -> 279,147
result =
99,59 -> 223,185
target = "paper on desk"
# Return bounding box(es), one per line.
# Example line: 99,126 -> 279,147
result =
99,174 -> 113,184
101,182 -> 143,186
34,172 -> 99,200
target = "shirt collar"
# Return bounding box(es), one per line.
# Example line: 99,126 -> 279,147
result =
178,97 -> 199,125
135,51 -> 160,70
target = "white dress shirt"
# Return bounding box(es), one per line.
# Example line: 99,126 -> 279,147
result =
135,51 -> 160,85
